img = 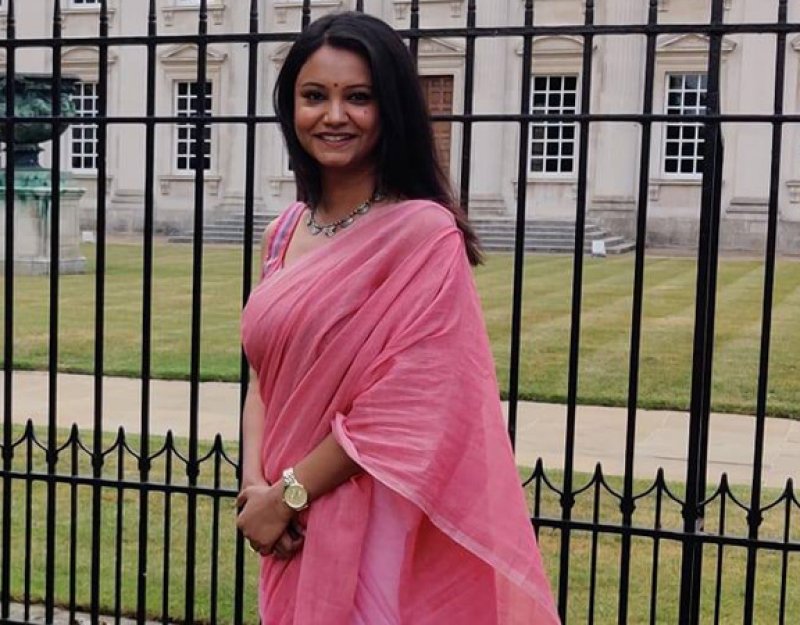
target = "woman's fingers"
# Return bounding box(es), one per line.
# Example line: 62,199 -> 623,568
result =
271,531 -> 305,560
235,488 -> 249,508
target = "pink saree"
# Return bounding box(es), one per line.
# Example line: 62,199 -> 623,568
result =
241,200 -> 560,625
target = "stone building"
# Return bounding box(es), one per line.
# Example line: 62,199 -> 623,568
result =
2,0 -> 800,251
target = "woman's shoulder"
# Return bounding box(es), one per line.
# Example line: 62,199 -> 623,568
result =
260,201 -> 305,258
390,198 -> 457,235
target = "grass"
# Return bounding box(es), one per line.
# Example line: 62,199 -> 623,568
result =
1,425 -> 798,624
1,241 -> 799,417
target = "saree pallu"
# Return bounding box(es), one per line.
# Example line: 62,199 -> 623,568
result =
241,200 -> 560,625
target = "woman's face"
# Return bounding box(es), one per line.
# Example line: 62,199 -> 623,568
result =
293,45 -> 381,177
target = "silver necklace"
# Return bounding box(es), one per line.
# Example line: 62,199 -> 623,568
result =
306,192 -> 383,238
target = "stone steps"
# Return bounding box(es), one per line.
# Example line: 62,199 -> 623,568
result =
170,214 -> 636,255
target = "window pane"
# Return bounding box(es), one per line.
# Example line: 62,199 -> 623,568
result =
529,75 -> 578,174
175,80 -> 213,170
664,74 -> 706,176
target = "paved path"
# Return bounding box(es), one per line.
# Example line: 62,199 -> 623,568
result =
2,371 -> 798,488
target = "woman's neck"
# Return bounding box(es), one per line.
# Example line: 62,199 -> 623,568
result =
317,169 -> 378,221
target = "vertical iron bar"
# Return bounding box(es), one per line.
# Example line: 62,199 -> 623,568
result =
743,2 -> 788,622
161,435 -> 174,624
458,0 -> 475,213
68,427 -> 79,623
114,431 -> 125,622
777,480 -> 792,625
355,0 -> 364,12
45,3 -> 64,621
1,1 -> 16,619
235,3 -> 260,621
712,480 -> 728,625
184,3 -> 209,621
648,470 -> 665,625
587,469 -> 602,625
508,0 -> 534,454
409,0 -> 420,65
558,2 -> 595,621
301,0 -> 311,30
136,3 -> 158,624
23,426 -> 33,621
618,3 -> 659,622
532,460 -> 543,540
679,1 -> 726,622
91,2 -> 110,623
210,438 -> 222,624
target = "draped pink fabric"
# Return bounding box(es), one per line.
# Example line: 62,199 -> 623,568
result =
241,200 -> 560,625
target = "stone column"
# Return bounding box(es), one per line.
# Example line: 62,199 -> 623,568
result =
589,0 -> 647,237
723,0 -> 775,250
466,0 -> 509,214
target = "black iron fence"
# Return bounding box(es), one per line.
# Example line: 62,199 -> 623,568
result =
1,0 -> 799,623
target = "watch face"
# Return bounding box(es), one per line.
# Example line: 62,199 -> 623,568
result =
284,484 -> 308,510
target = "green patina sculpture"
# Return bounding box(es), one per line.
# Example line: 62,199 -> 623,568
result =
0,74 -> 86,275
0,73 -> 79,169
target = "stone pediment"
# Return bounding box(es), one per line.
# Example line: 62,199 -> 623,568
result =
271,38 -> 464,66
62,46 -> 119,69
160,44 -> 227,68
418,38 -> 464,58
657,33 -> 737,56
270,43 -> 293,65
532,35 -> 585,56
516,35 -> 594,57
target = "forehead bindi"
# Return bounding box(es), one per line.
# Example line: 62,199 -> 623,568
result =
296,46 -> 372,89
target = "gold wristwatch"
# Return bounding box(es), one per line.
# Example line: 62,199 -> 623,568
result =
281,467 -> 309,512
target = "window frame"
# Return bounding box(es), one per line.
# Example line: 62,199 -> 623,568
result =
662,71 -> 708,179
68,81 -> 100,173
173,79 -> 214,174
528,73 -> 580,179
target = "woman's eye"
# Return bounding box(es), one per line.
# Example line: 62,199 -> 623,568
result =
349,92 -> 372,103
301,91 -> 325,101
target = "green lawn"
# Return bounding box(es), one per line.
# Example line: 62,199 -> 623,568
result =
1,242 -> 799,417
2,425 -> 798,624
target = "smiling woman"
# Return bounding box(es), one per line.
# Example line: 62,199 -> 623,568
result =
236,11 -> 560,625
293,46 -> 381,178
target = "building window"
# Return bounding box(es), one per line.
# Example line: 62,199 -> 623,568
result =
70,82 -> 98,171
175,81 -> 212,171
70,0 -> 100,5
530,75 -> 578,175
664,73 -> 707,176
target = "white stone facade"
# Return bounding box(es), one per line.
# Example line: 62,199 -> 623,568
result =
2,0 -> 800,250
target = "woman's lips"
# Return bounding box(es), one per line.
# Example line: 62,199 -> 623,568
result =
314,133 -> 356,147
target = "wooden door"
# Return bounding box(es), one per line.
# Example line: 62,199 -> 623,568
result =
420,75 -> 454,172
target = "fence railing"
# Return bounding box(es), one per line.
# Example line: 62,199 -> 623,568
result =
1,0 -> 799,624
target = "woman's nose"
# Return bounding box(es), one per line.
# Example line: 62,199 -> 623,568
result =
324,99 -> 346,124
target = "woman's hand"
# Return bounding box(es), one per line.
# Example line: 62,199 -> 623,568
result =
236,483 -> 302,558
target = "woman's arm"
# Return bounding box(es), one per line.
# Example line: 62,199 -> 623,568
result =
240,368 -> 267,489
236,432 -> 363,558
292,433 -> 362,503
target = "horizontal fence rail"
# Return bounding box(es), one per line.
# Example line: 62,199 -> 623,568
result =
0,0 -> 799,623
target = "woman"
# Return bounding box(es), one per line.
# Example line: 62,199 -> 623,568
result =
237,11 -> 559,625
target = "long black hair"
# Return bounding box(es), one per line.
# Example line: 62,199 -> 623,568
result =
273,11 -> 482,265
